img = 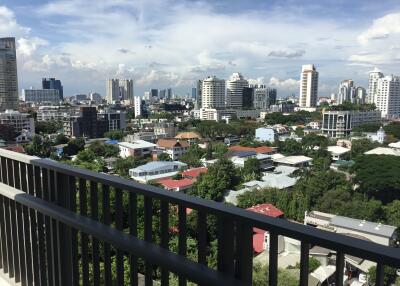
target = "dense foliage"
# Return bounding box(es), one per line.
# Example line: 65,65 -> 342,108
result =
35,120 -> 62,134
265,111 -> 321,125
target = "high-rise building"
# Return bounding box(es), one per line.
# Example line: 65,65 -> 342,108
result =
337,80 -> 355,104
201,76 -> 225,109
167,88 -> 172,100
0,37 -> 18,111
22,89 -> 60,104
63,107 -> 108,139
151,89 -> 158,99
89,92 -> 103,103
119,79 -> 134,104
375,75 -> 400,119
226,73 -> 248,108
368,68 -> 384,104
299,64 -> 318,107
355,87 -> 367,105
196,80 -> 202,109
242,87 -> 254,109
159,89 -> 166,99
106,79 -> 133,104
252,85 -> 277,110
42,78 -> 63,100
134,96 -> 142,118
191,88 -> 197,99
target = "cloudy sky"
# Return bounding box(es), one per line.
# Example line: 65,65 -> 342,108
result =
2,0 -> 400,98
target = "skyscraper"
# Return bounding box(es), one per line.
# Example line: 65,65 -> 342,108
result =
167,88 -> 172,100
0,37 -> 18,111
134,96 -> 142,118
106,78 -> 133,104
196,80 -> 202,109
151,89 -> 158,99
42,78 -> 63,100
375,75 -> 400,119
191,87 -> 197,99
337,80 -> 355,104
226,73 -> 248,108
368,68 -> 384,104
201,76 -> 225,109
159,89 -> 166,99
299,64 -> 318,108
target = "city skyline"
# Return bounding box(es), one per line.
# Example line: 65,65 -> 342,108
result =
2,0 -> 400,97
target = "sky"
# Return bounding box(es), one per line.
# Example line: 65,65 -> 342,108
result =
2,0 -> 400,98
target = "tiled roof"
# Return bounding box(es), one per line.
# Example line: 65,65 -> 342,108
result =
175,132 -> 201,139
228,145 -> 276,154
182,167 -> 208,179
157,178 -> 194,189
157,139 -> 189,148
247,203 -> 284,218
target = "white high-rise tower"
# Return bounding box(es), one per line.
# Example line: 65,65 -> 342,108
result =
368,68 -> 384,104
106,78 -> 134,104
299,64 -> 318,107
226,73 -> 248,108
201,76 -> 225,108
375,75 -> 400,119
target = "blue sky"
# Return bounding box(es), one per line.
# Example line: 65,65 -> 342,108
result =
2,0 -> 400,98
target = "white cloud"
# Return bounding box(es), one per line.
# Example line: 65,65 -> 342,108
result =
268,49 -> 306,58
268,77 -> 299,90
358,13 -> 400,45
0,6 -> 30,36
17,37 -> 48,57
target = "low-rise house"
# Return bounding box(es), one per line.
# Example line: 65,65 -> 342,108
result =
229,151 -> 274,170
273,155 -> 312,168
224,136 -> 240,146
246,204 -> 285,254
157,178 -> 194,192
364,147 -> 400,156
388,141 -> 400,149
156,139 -> 189,160
327,145 -> 350,161
228,145 -> 277,155
255,127 -> 276,143
181,167 -> 208,180
129,161 -> 188,183
118,140 -> 157,158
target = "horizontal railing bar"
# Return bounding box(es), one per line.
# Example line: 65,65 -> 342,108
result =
1,149 -> 400,267
0,182 -> 246,286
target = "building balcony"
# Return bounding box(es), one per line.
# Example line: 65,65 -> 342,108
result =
0,148 -> 399,285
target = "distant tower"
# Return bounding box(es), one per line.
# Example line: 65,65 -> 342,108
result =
299,64 -> 318,107
119,79 -> 134,105
106,79 -> 120,103
42,77 -> 64,100
201,76 -> 225,108
377,126 -> 385,144
0,37 -> 18,111
368,68 -> 384,104
134,96 -> 142,118
226,73 -> 248,108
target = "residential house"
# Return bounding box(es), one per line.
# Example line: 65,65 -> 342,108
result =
273,155 -> 312,168
129,161 -> 188,183
118,140 -> 157,158
327,145 -> 350,161
156,139 -> 189,160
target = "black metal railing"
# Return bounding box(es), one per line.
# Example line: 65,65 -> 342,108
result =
0,148 -> 399,286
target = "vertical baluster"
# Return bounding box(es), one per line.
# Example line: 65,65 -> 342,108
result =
375,263 -> 385,286
197,211 -> 207,267
178,206 -> 187,286
115,189 -> 124,286
34,166 -> 46,286
268,232 -> 278,286
299,242 -> 309,286
20,163 -> 33,285
49,170 -> 59,285
102,184 -> 112,286
144,196 -> 153,286
56,172 -> 73,286
9,199 -> 20,282
217,217 -> 235,276
0,195 -> 8,274
235,223 -> 253,284
69,176 -> 79,286
79,179 -> 89,286
129,192 -> 138,286
160,201 -> 169,286
27,164 -> 40,285
90,181 -> 100,285
15,202 -> 27,286
42,168 -> 53,285
4,197 -> 14,278
335,252 -> 344,286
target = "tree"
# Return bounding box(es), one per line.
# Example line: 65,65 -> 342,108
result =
352,123 -> 380,133
190,158 -> 238,201
104,130 -> 124,140
25,135 -> 53,157
384,123 -> 400,139
157,152 -> 171,161
63,138 -> 85,156
384,200 -> 400,227
350,139 -> 380,158
0,124 -> 16,141
253,263 -> 298,286
242,157 -> 261,181
114,156 -> 148,177
179,144 -> 205,167
87,141 -> 119,158
368,266 -> 397,285
352,155 -> 400,202
35,121 -> 61,134
54,133 -> 69,145
277,139 -> 302,156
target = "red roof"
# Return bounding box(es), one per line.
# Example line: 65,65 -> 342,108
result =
181,167 -> 208,179
246,204 -> 284,218
228,146 -> 276,154
157,139 -> 189,148
253,233 -> 266,253
4,146 -> 25,153
157,178 -> 194,190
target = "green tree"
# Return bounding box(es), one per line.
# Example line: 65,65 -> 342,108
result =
253,263 -> 298,286
190,158 -> 238,201
0,124 -> 16,141
35,120 -> 61,134
157,152 -> 171,161
350,138 -> 380,158
368,266 -> 397,285
54,133 -> 69,145
104,130 -> 124,140
277,139 -> 302,156
63,137 -> 85,156
384,200 -> 400,228
25,135 -> 53,157
179,144 -> 205,167
242,157 -> 261,181
352,123 -> 381,133
114,156 -> 148,177
384,123 -> 400,139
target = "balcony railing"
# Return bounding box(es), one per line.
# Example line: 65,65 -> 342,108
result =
0,148 -> 399,286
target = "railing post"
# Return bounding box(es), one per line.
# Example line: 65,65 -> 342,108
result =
268,232 -> 278,286
335,252 -> 344,286
375,263 -> 384,286
299,242 -> 309,286
235,223 -> 253,284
